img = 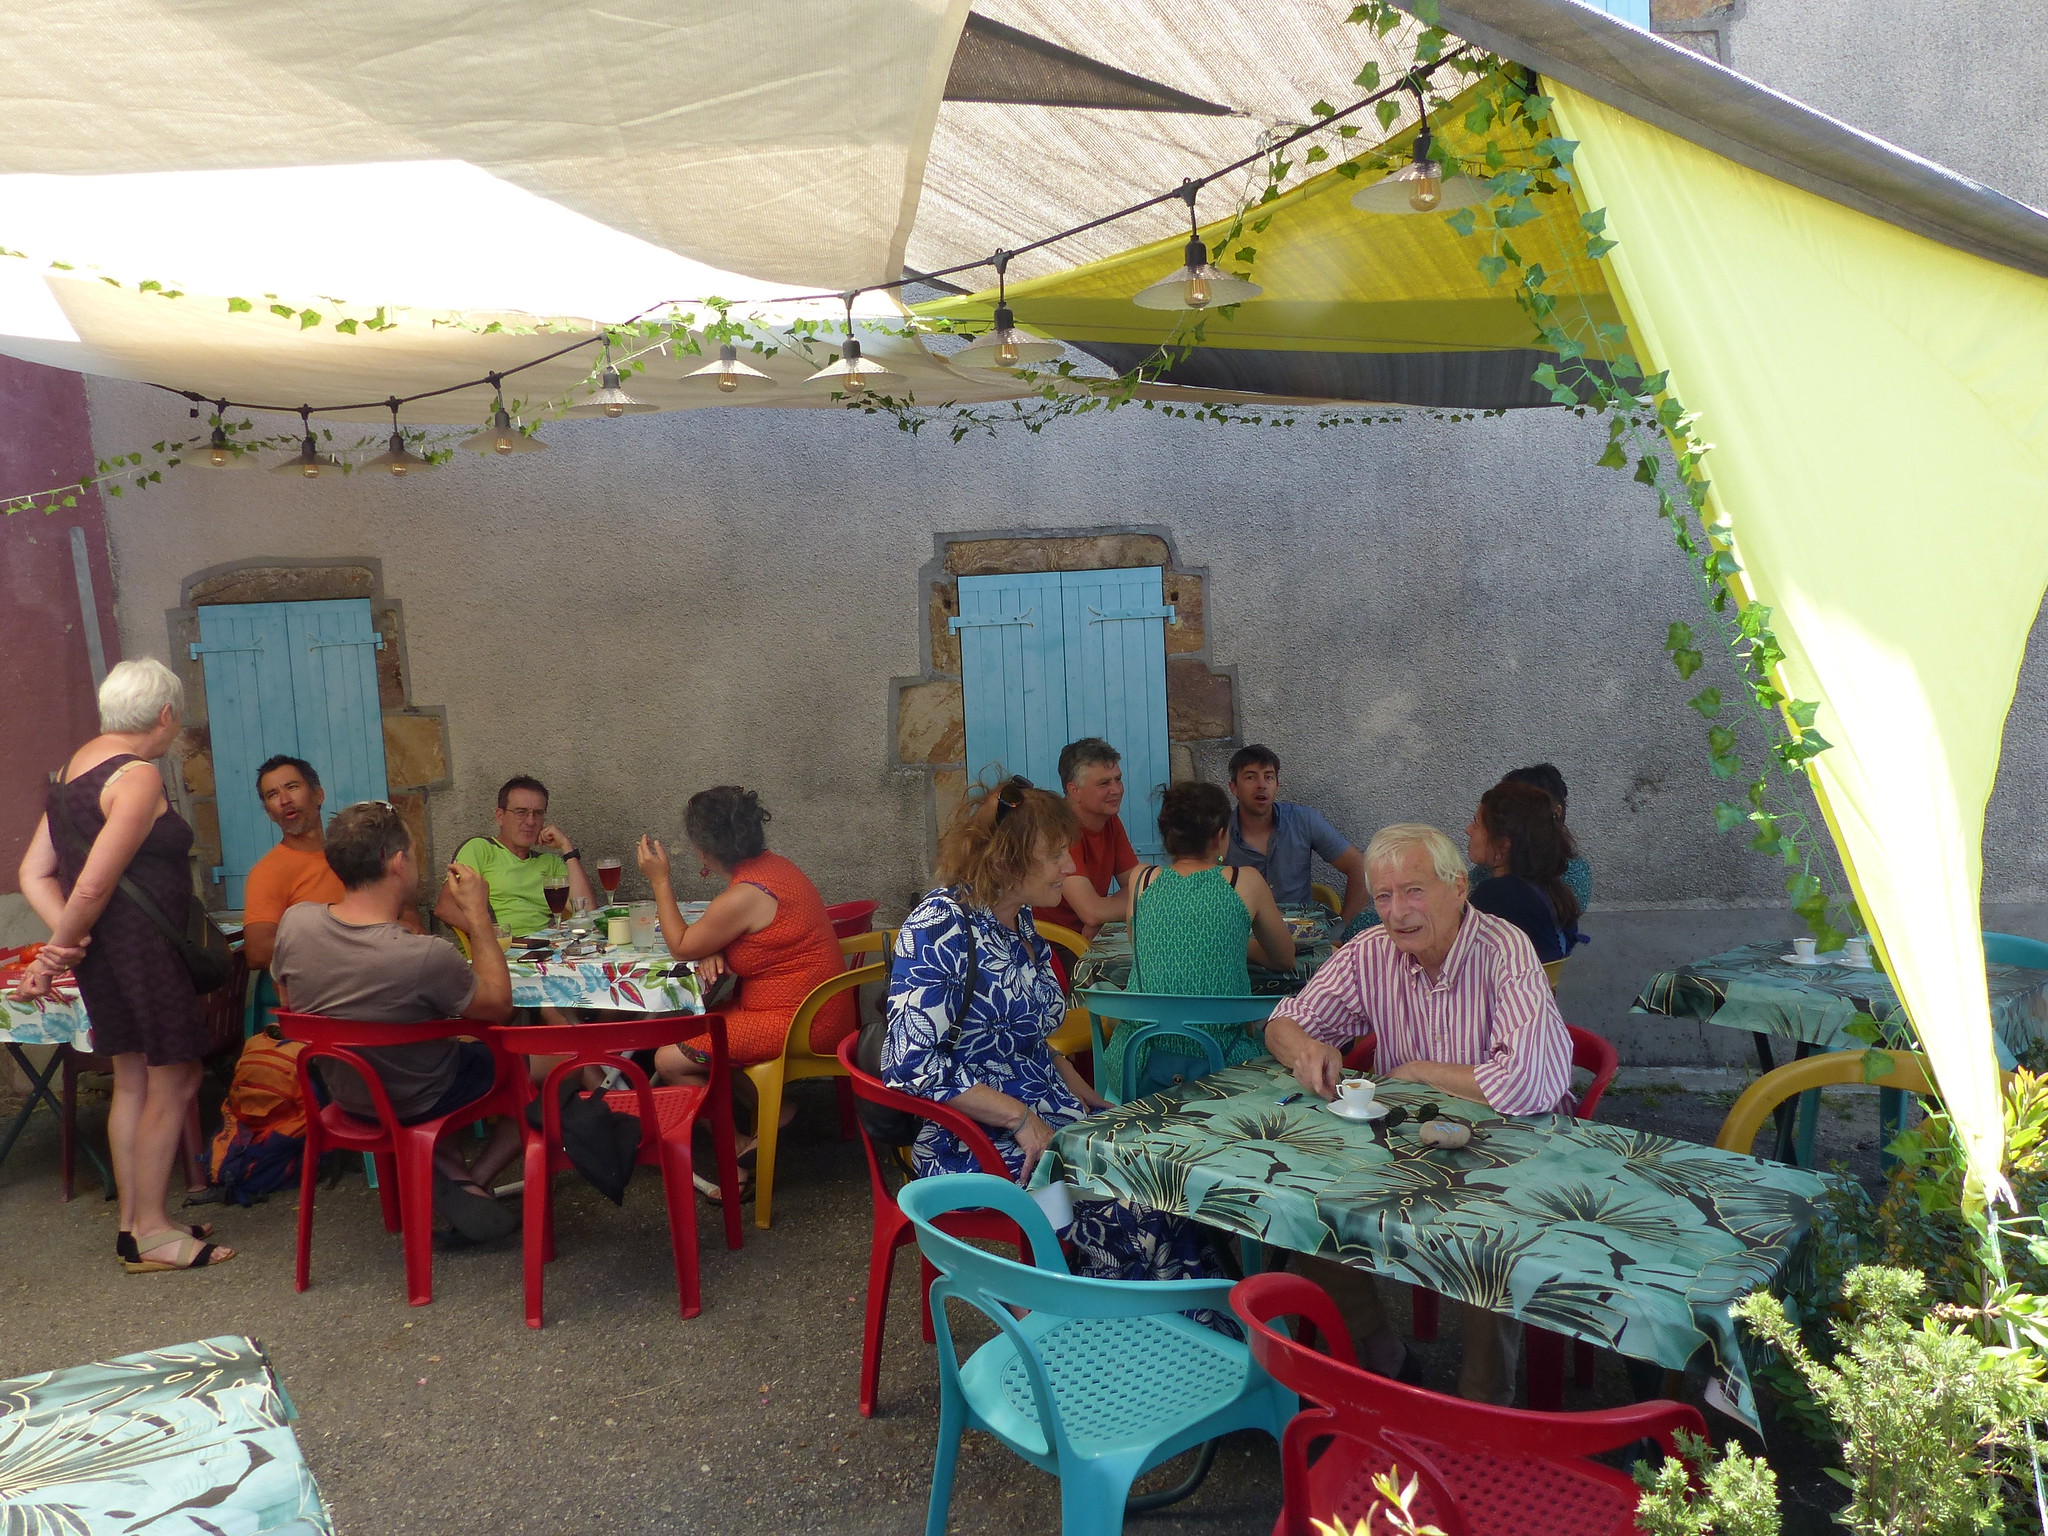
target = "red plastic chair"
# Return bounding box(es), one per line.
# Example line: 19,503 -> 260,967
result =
1341,1025 -> 1619,1404
836,1034 -> 1045,1418
493,1013 -> 743,1327
1233,1271 -> 1705,1536
62,948 -> 247,1200
825,899 -> 879,941
278,1011 -> 523,1307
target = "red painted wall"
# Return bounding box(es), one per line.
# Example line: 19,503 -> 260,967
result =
0,357 -> 120,891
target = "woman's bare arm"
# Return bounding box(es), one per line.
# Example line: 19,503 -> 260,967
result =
1239,867 -> 1297,972
45,767 -> 165,951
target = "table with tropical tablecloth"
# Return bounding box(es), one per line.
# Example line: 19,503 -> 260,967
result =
1031,1060 -> 1834,1430
503,940 -> 703,1014
0,1334 -> 333,1534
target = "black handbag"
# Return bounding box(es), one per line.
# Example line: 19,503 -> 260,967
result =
854,900 -> 978,1148
49,767 -> 234,995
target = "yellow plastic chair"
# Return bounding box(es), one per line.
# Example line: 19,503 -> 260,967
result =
1036,921 -> 1095,1057
1310,882 -> 1342,916
1542,958 -> 1566,994
746,934 -> 890,1230
1713,1048 -> 1939,1164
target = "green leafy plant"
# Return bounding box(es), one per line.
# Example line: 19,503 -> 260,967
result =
1739,1267 -> 2048,1536
1312,1469 -> 1448,1536
1633,1429 -> 1782,1536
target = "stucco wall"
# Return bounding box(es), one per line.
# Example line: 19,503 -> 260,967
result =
75,0 -> 2048,1063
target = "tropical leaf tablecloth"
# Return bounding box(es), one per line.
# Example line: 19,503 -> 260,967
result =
506,944 -> 702,1013
1632,939 -> 2048,1068
1032,1060 -> 1833,1429
0,1334 -> 333,1534
1069,904 -> 1340,996
1,980 -> 92,1048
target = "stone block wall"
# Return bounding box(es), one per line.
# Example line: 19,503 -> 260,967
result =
164,558 -> 451,905
892,527 -> 1237,848
1651,0 -> 1738,62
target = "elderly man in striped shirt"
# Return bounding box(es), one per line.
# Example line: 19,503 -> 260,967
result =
1264,821 -> 1573,1401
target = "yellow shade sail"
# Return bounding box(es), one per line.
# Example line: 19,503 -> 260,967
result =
1553,82 -> 2048,1200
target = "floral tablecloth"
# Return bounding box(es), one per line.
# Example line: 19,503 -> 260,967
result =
506,943 -> 702,1014
1631,939 -> 2048,1068
1069,904 -> 1340,996
1033,1060 -> 1832,1429
0,1334 -> 332,1534
0,979 -> 93,1048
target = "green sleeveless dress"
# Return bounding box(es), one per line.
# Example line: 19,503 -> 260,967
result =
1101,864 -> 1267,1099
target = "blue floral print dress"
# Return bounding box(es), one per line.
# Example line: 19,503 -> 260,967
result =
882,888 -> 1218,1284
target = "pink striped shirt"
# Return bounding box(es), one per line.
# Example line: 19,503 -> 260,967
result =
1277,906 -> 1571,1115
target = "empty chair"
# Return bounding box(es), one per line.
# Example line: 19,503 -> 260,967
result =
1233,1270 -> 1705,1536
900,1172 -> 1293,1536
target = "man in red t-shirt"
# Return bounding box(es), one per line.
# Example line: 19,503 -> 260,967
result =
1033,737 -> 1141,939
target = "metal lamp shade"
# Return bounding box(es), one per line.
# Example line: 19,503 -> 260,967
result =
460,408 -> 547,454
684,343 -> 776,394
954,304 -> 1065,368
362,431 -> 437,475
1131,237 -> 1262,310
561,366 -> 658,417
190,427 -> 254,468
805,338 -> 899,392
269,436 -> 347,477
1350,160 -> 1491,214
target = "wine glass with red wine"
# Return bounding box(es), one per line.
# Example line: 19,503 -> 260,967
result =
543,877 -> 570,932
595,856 -> 623,904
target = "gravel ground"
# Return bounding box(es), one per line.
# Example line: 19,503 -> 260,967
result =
0,1066 -> 1886,1534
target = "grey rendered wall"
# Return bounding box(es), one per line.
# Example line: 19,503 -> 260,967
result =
82,0 -> 2048,1066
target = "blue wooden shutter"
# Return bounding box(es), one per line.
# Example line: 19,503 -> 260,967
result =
1580,0 -> 1649,26
1057,568 -> 1172,864
957,571 -> 1070,791
284,601 -> 389,822
191,598 -> 387,908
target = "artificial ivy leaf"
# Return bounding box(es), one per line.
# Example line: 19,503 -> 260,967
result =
1634,455 -> 1660,485
1465,102 -> 1495,135
269,303 -> 295,320
1352,61 -> 1381,90
1304,146 -> 1328,163
1524,94 -> 1554,122
1311,99 -> 1335,117
1787,699 -> 1819,729
1531,362 -> 1559,390
1749,816 -> 1780,852
227,296 -> 253,313
1708,751 -> 1741,778
1585,236 -> 1617,259
1377,99 -> 1401,130
1664,621 -> 1694,652
1786,872 -> 1824,905
1477,254 -> 1509,286
1708,726 -> 1740,756
1597,439 -> 1627,469
1641,369 -> 1669,394
1445,207 -> 1478,237
1674,649 -> 1705,679
1689,687 -> 1723,718
1335,163 -> 1360,179
1714,801 -> 1747,832
1581,209 -> 1609,234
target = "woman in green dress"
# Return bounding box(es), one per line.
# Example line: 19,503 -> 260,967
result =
1105,782 -> 1296,1094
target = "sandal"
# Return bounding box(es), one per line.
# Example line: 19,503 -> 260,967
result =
124,1230 -> 233,1272
117,1226 -> 213,1264
692,1170 -> 754,1205
432,1172 -> 519,1243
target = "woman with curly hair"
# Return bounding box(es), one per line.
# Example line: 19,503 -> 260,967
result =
882,776 -> 1219,1283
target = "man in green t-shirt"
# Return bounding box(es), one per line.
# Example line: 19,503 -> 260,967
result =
436,774 -> 596,936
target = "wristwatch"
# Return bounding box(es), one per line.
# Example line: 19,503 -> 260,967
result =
561,849 -> 581,862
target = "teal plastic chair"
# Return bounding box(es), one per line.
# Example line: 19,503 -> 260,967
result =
898,1173 -> 1293,1536
1078,990 -> 1277,1105
1985,932 -> 2048,969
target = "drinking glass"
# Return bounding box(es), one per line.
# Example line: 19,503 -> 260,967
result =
543,878 -> 570,931
596,856 -> 624,904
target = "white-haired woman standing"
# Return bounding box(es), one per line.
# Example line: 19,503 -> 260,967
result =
14,658 -> 233,1270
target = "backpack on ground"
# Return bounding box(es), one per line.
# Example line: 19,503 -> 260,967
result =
208,1032 -> 309,1205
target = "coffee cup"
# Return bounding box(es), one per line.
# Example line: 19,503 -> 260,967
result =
1844,935 -> 1871,967
1792,936 -> 1816,961
1337,1077 -> 1378,1113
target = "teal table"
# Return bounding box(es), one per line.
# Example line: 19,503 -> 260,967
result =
0,976 -> 110,1190
0,1334 -> 332,1533
1034,1060 -> 1833,1430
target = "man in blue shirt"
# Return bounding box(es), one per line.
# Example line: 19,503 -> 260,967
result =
1225,745 -> 1368,922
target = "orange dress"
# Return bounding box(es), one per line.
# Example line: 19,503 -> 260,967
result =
718,852 -> 855,1067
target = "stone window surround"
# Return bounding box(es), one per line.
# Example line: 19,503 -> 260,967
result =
890,526 -> 1239,852
163,557 -> 453,906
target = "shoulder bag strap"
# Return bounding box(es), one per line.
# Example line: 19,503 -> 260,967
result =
938,897 -> 978,1055
1225,864 -> 1242,889
1128,864 -> 1162,989
47,767 -> 189,953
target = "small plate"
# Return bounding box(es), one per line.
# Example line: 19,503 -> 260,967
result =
1778,952 -> 1833,967
1327,1099 -> 1389,1122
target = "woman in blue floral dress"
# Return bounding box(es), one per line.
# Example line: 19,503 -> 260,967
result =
882,777 -> 1218,1283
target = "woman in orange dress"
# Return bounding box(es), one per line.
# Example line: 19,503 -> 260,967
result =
637,788 -> 853,1182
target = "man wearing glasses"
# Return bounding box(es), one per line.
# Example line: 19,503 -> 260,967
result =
437,775 -> 595,937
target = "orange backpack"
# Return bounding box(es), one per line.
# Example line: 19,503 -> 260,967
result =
208,1032 -> 308,1181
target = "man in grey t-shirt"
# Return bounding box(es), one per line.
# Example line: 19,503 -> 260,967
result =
273,801 -> 519,1236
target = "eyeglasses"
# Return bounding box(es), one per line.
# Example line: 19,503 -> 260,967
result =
344,799 -> 399,815
503,807 -> 548,820
994,775 -> 1032,825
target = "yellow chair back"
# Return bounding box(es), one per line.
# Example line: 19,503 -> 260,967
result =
1309,882 -> 1342,917
1712,1048 -> 1939,1156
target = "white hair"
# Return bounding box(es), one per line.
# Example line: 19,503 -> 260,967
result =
1364,823 -> 1466,887
98,658 -> 185,734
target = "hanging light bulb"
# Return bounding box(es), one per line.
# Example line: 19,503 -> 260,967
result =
459,376 -> 547,454
561,339 -> 658,417
1132,181 -> 1263,311
683,342 -> 776,395
955,252 -> 1065,370
1350,87 -> 1491,214
190,400 -> 253,468
270,406 -> 346,477
362,399 -> 437,476
805,293 -> 901,395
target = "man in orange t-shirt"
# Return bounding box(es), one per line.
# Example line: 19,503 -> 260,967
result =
241,756 -> 346,970
1032,737 -> 1141,939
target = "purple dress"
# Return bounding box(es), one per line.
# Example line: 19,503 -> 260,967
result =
47,755 -> 206,1065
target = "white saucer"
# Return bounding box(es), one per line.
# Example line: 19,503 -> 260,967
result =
1778,952 -> 1833,967
1327,1099 -> 1389,1122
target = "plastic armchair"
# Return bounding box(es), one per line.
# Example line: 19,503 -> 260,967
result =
1036,921 -> 1095,1057
836,1035 -> 1042,1418
748,945 -> 883,1229
900,1172 -> 1293,1536
1985,931 -> 2048,969
1541,957 -> 1567,993
277,1011 -> 523,1307
1310,882 -> 1342,917
826,899 -> 880,940
1714,1047 -> 1939,1156
492,1012 -> 742,1326
1232,1270 -> 1705,1536
1077,989 -> 1276,1104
